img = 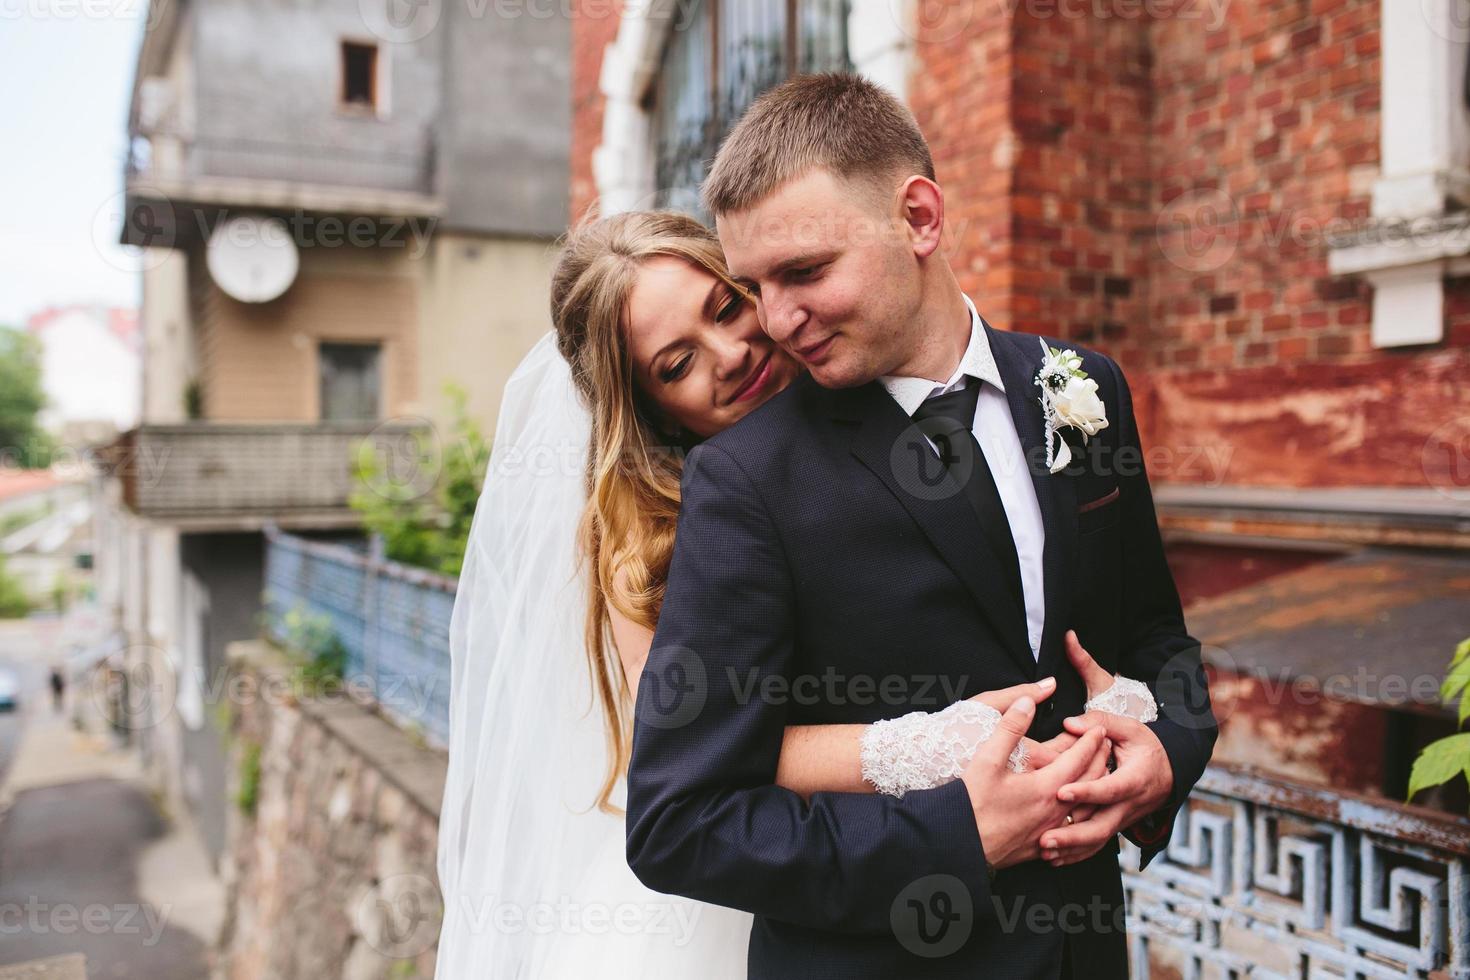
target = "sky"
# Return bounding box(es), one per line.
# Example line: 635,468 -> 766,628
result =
0,7 -> 146,328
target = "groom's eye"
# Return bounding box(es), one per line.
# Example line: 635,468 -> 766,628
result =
787,265 -> 821,282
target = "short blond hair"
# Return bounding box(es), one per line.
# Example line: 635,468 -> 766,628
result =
701,72 -> 935,216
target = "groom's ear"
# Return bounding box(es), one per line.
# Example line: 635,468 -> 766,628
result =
898,175 -> 945,260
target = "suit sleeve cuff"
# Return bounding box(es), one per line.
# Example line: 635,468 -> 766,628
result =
1126,811 -> 1173,846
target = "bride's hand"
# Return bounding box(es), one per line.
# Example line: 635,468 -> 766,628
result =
969,676 -> 1056,714
969,678 -> 1057,776
991,635 -> 1117,773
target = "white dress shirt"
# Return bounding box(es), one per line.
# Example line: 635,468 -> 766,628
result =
878,295 -> 1047,660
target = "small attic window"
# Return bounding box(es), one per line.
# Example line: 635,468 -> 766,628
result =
340,41 -> 378,110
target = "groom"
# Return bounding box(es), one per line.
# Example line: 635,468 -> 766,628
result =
626,73 -> 1216,979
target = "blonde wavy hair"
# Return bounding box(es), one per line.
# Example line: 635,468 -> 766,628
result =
550,210 -> 752,814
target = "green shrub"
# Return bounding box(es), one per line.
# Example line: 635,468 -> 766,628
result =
276,604 -> 348,696
349,384 -> 489,578
237,740 -> 262,817
1408,637 -> 1470,812
0,555 -> 30,619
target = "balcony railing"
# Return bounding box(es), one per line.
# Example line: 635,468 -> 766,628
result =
104,422 -> 427,527
126,129 -> 437,197
1122,764 -> 1470,979
121,129 -> 441,228
263,526 -> 453,745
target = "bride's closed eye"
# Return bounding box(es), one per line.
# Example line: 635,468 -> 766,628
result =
661,355 -> 692,383
714,290 -> 744,323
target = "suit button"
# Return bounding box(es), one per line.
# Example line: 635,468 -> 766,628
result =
1044,701 -> 1055,717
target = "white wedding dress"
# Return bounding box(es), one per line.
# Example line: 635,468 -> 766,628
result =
433,332 -> 1157,979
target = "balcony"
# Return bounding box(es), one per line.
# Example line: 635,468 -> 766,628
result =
103,422 -> 427,530
121,129 -> 442,244
1122,764 -> 1470,979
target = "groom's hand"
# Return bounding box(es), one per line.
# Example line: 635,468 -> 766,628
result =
1039,712 -> 1172,866
960,697 -> 1107,872
1021,729 -> 1111,827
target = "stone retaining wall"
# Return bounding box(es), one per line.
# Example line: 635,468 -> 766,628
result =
214,641 -> 446,980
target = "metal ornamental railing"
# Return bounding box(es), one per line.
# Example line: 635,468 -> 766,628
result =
1122,765 -> 1470,980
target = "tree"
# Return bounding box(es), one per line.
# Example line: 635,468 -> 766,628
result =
348,384 -> 491,578
0,327 -> 55,469
0,554 -> 30,618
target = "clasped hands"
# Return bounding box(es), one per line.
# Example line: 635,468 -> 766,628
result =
960,631 -> 1172,872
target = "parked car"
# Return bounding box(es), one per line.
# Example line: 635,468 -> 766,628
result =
0,668 -> 19,711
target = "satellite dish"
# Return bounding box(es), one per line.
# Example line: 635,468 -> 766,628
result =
206,215 -> 299,303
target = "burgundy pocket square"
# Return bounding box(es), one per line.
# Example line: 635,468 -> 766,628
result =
1077,487 -> 1120,513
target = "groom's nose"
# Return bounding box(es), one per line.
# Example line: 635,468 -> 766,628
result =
759,289 -> 807,344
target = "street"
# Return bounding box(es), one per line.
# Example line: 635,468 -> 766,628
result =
0,617 -> 219,979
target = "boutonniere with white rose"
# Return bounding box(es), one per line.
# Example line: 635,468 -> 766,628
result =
1034,338 -> 1109,474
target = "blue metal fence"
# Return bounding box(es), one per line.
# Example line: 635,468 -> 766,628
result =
263,526 -> 455,746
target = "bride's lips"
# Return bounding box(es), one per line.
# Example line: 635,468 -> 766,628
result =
730,352 -> 775,405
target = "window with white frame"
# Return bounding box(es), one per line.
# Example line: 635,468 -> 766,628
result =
651,0 -> 851,215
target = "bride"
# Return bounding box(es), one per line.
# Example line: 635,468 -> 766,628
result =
432,211 -> 1156,977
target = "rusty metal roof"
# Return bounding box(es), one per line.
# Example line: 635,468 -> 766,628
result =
1186,547 -> 1470,717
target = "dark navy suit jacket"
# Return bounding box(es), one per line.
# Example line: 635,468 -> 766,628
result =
626,321 -> 1217,979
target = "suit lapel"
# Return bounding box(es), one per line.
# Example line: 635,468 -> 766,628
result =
985,323 -> 1078,681
812,379 -> 1036,675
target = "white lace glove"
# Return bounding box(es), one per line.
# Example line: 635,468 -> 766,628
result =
1083,675 -> 1158,723
859,701 -> 1027,798
859,677 -> 1157,798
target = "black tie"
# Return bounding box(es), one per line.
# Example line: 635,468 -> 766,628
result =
911,382 -> 1025,613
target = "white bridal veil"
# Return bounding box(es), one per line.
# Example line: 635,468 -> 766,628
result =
435,332 -> 752,978
434,331 -> 617,975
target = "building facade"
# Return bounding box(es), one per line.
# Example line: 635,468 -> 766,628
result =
26,306 -> 141,447
98,0 -> 571,864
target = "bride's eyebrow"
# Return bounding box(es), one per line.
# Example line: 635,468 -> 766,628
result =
699,279 -> 724,320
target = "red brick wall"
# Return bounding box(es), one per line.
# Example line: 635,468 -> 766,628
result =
1149,1 -> 1381,372
909,3 -> 1019,329
569,0 -> 1470,490
1011,11 -> 1153,370
1137,0 -> 1448,487
914,6 -> 1153,358
916,0 -> 1469,488
570,1 -> 622,223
